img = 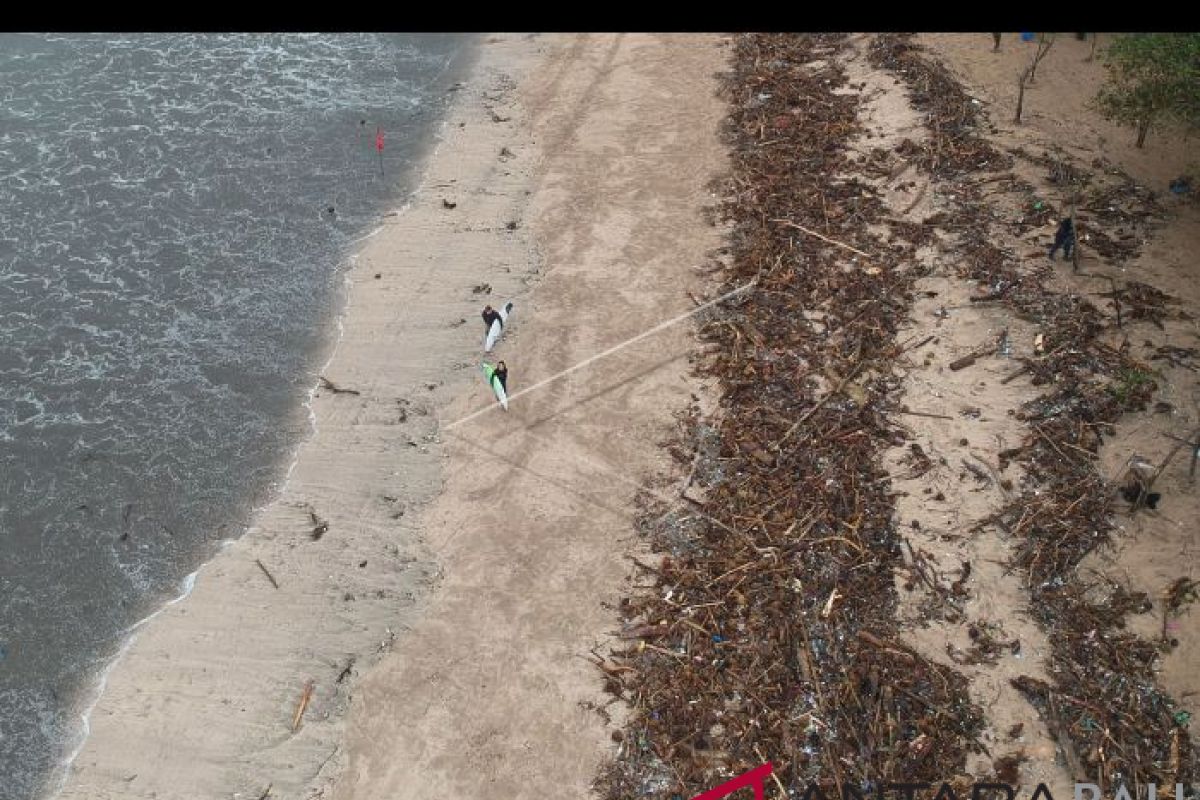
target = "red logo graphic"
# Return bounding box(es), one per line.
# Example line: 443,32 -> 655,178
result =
691,762 -> 774,800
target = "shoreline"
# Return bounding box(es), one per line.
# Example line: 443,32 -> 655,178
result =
58,32 -> 733,800
60,36 -> 485,787
326,33 -> 729,800
54,34 -> 544,800
49,39 -> 483,798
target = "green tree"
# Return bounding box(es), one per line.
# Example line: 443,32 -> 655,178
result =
1094,33 -> 1200,148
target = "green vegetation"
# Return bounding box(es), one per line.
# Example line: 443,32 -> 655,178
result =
1094,33 -> 1200,148
1108,367 -> 1156,406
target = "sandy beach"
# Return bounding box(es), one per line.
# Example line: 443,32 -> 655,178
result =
57,33 -> 727,800
52,31 -> 1199,800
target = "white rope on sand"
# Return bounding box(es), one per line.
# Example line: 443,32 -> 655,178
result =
445,280 -> 756,430
446,425 -> 746,541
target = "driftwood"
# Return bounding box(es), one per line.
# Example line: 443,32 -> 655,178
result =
291,680 -> 315,732
318,376 -> 360,396
949,344 -> 994,371
255,559 -> 280,590
895,408 -> 955,421
599,33 -> 1192,800
771,218 -> 876,260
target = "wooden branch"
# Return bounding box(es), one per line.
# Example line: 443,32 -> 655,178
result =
1001,364 -> 1031,384
775,354 -> 866,449
1146,426 -> 1200,493
1029,33 -> 1056,81
949,344 -> 994,371
1015,68 -> 1031,124
319,377 -> 361,396
894,408 -> 955,421
771,218 -> 874,260
255,559 -> 280,590
291,680 -> 315,732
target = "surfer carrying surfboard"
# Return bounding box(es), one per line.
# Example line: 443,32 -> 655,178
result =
481,301 -> 514,352
481,360 -> 510,411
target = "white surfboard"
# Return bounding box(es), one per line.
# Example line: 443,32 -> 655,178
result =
481,362 -> 509,411
483,301 -> 514,353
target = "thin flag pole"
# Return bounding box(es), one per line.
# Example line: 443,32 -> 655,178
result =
375,126 -> 385,177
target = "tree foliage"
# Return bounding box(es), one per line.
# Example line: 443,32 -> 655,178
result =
1094,33 -> 1200,148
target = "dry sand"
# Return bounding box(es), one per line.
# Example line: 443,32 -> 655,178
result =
55,32 -> 727,800
329,32 -> 728,800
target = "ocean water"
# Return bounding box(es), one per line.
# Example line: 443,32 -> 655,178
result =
0,33 -> 473,799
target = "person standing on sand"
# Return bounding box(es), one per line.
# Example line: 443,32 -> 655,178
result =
482,304 -> 501,331
494,360 -> 508,392
1048,217 -> 1075,261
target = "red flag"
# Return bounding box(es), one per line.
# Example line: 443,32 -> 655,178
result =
375,127 -> 385,152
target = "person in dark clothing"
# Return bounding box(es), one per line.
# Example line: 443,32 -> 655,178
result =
494,360 -> 508,392
1048,217 -> 1075,261
482,305 -> 501,330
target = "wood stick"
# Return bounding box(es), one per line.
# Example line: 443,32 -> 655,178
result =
1033,424 -> 1075,465
1105,276 -> 1123,326
638,641 -> 686,660
894,408 -> 955,421
771,218 -> 874,260
255,559 -> 280,590
315,745 -> 340,778
292,680 -> 315,732
962,458 -> 994,485
679,445 -> 704,496
1001,364 -> 1031,384
795,621 -> 845,798
775,357 -> 865,449
318,376 -> 361,396
1161,584 -> 1172,641
902,334 -> 935,353
754,744 -> 788,798
1071,217 -> 1082,274
900,182 -> 929,215
1146,425 -> 1200,492
1015,67 -> 1030,124
1047,693 -> 1087,779
856,630 -> 917,662
949,346 -> 992,371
